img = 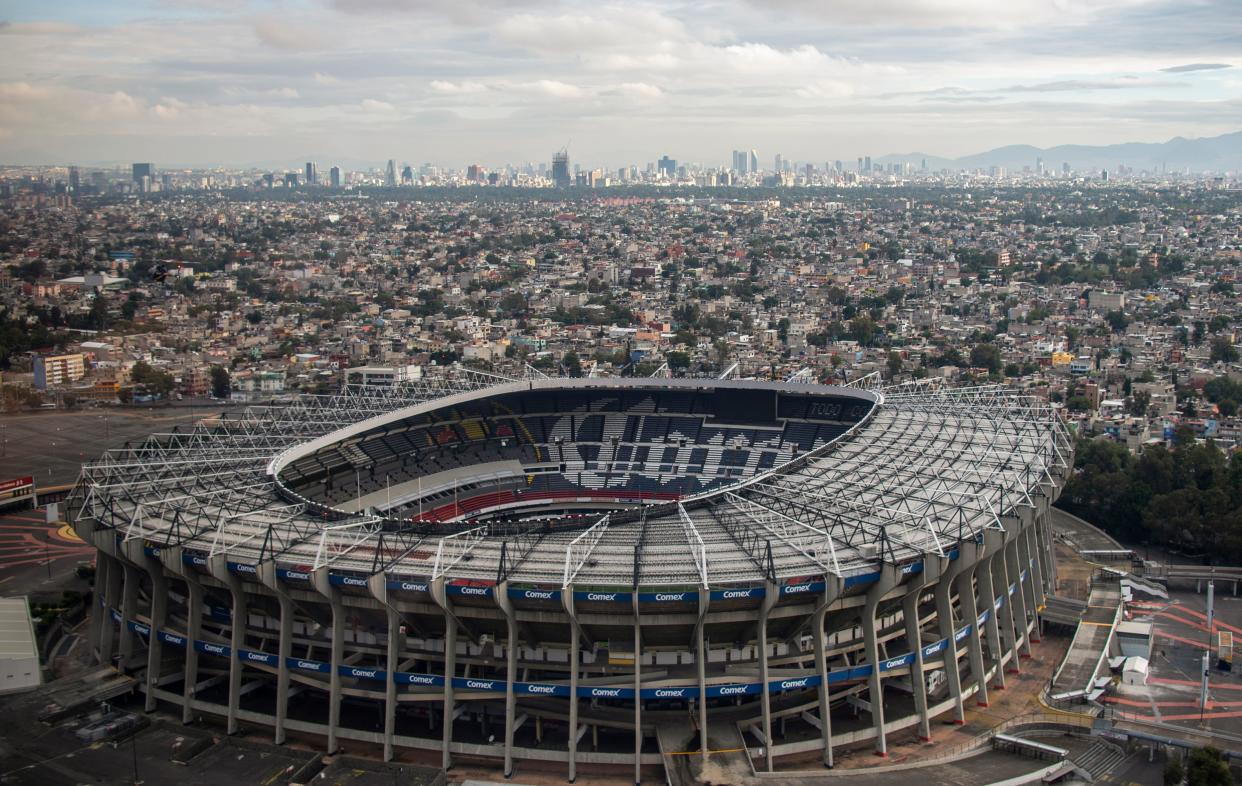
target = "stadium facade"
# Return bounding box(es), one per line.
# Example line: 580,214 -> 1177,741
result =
68,372 -> 1070,780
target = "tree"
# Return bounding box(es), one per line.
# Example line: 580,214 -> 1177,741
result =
667,350 -> 690,371
1164,757 -> 1184,786
887,351 -> 903,378
1186,746 -> 1230,786
1104,310 -> 1129,333
1129,390 -> 1152,417
129,360 -> 175,398
1210,337 -> 1238,364
969,343 -> 1002,375
562,351 -> 582,378
210,366 -> 231,399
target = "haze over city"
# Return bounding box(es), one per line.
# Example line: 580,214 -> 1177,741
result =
0,0 -> 1239,168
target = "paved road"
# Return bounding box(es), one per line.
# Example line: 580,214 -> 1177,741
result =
0,507 -> 93,600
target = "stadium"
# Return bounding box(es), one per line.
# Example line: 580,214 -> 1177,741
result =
67,370 -> 1070,781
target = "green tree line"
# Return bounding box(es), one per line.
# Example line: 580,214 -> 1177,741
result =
1057,430 -> 1242,561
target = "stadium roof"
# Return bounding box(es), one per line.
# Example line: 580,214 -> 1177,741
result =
68,369 -> 1071,590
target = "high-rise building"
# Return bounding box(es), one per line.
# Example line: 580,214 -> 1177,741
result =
284,172 -> 299,187
749,149 -> 759,174
467,164 -> 485,182
132,162 -> 154,192
401,165 -> 414,185
68,166 -> 80,193
385,159 -> 397,187
864,156 -> 872,173
329,166 -> 341,187
552,149 -> 571,188
305,162 -> 317,185
657,155 -> 676,176
774,153 -> 782,174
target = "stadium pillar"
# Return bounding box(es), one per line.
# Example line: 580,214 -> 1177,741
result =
757,582 -> 779,771
496,581 -> 518,778
988,532 -> 1021,675
933,565 -> 965,724
211,556 -> 247,736
563,590 -> 581,783
862,565 -> 900,757
632,595 -> 642,786
182,573 -> 204,724
973,548 -> 1005,694
258,563 -> 293,746
695,587 -> 709,766
144,566 -> 168,712
1004,526 -> 1032,658
328,593 -> 344,753
95,552 -> 115,662
118,560 -> 139,668
383,606 -> 400,761
955,545 -> 989,707
902,559 -> 941,743
812,578 -> 843,767
431,578 -> 457,771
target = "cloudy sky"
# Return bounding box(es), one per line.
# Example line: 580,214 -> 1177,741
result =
0,0 -> 1238,169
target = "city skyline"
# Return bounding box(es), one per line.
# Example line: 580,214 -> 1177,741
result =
0,0 -> 1238,168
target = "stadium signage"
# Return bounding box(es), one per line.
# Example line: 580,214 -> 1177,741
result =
455,678 -> 501,691
197,641 -> 230,657
183,554 -> 208,567
128,621 -> 150,636
158,631 -> 185,647
278,569 -> 311,581
900,561 -> 924,575
776,677 -> 813,691
639,591 -> 693,603
978,609 -> 992,625
1009,583 -> 1017,596
955,624 -> 972,642
110,608 -> 122,623
780,580 -> 825,596
715,685 -> 750,696
922,639 -> 948,658
289,658 -> 330,673
574,591 -> 632,603
647,687 -> 692,699
711,587 -> 763,601
228,562 -> 258,575
329,574 -> 368,588
342,666 -> 385,681
881,654 -> 914,672
448,585 -> 492,597
513,588 -> 559,601
581,687 -> 627,698
242,650 -> 277,665
394,672 -> 443,686
387,579 -> 430,593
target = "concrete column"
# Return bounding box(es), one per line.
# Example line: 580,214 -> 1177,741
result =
384,606 -> 400,762
328,593 -> 344,753
275,594 -> 293,745
441,608 -> 457,771
209,557 -> 247,737
89,553 -> 109,661
812,605 -> 834,766
955,562 -> 989,707
496,581 -> 518,779
933,577 -> 965,723
991,536 -> 1021,675
757,583 -> 779,771
974,550 -> 1006,692
1006,534 -> 1032,657
695,588 -> 709,766
632,595 -> 643,786
182,576 -> 203,724
901,562 -> 940,743
565,590 -> 580,784
118,561 -> 139,668
863,566 -> 900,757
144,568 -> 168,712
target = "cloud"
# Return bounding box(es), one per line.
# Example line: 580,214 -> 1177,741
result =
0,21 -> 85,35
430,80 -> 488,94
253,19 -> 323,51
617,82 -> 663,99
1002,77 -> 1183,92
313,72 -> 341,85
521,80 -> 587,99
1160,62 -> 1232,73
360,98 -> 395,111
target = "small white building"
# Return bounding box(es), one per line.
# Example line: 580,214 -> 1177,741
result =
1122,655 -> 1149,686
0,596 -> 41,695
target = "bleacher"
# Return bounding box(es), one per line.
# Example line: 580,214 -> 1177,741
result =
278,387 -> 867,520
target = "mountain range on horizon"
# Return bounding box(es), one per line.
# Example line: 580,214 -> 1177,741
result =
876,130 -> 1242,174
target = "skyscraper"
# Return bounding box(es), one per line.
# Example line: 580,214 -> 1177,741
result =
657,155 -> 676,176
67,166 -> 80,194
132,162 -> 153,192
774,153 -> 782,173
749,149 -> 759,174
385,159 -> 397,187
552,148 -> 571,188
329,166 -> 341,187
401,165 -> 414,185
864,156 -> 872,173
305,161 -> 317,185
